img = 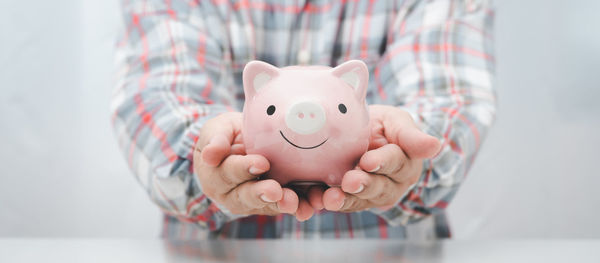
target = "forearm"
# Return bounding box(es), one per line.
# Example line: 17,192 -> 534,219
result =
370,0 -> 496,225
111,0 -> 238,230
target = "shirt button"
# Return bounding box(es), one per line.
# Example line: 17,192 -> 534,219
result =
297,50 -> 310,65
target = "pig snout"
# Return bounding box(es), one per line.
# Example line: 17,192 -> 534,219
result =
285,101 -> 326,135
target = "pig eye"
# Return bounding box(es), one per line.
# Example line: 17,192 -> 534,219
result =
338,104 -> 347,114
267,105 -> 276,115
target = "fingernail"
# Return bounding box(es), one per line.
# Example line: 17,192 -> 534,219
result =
249,166 -> 265,175
368,165 -> 381,173
260,194 -> 275,203
349,184 -> 364,194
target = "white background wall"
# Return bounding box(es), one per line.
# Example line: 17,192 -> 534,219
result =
0,0 -> 598,238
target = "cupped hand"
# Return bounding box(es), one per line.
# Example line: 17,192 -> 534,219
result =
193,112 -> 315,221
320,105 -> 442,212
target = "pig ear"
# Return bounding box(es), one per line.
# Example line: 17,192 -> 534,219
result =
243,60 -> 280,100
331,60 -> 369,100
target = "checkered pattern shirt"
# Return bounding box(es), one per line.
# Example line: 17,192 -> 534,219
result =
112,0 -> 496,239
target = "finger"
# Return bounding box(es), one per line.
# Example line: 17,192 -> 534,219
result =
275,188 -> 299,214
230,133 -> 246,155
307,186 -> 325,210
322,187 -> 345,211
249,187 -> 299,216
220,154 -> 270,186
358,143 -> 407,177
201,134 -> 232,167
323,187 -> 368,212
395,126 -> 441,160
233,179 -> 283,211
230,144 -> 246,155
368,120 -> 389,150
295,199 -> 315,222
341,170 -> 400,202
197,113 -> 243,166
370,106 -> 441,159
385,110 -> 440,159
196,112 -> 241,148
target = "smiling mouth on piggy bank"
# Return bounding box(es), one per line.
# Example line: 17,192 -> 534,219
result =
279,131 -> 328,150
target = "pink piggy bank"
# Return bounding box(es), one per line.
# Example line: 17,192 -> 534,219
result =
241,60 -> 370,186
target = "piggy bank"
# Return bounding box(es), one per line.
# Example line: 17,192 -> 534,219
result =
241,60 -> 370,186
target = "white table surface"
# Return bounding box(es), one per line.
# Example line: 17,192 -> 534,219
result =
0,239 -> 598,263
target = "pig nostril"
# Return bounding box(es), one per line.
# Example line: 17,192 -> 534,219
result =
285,101 -> 326,135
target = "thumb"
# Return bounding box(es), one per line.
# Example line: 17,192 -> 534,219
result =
396,127 -> 441,160
196,112 -> 242,167
378,107 -> 441,160
201,134 -> 232,167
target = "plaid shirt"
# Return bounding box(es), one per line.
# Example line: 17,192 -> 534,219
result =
112,0 -> 496,239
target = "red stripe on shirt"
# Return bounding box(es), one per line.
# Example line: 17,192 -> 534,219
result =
377,217 -> 388,239
186,194 -> 207,215
256,215 -> 267,239
360,0 -> 375,59
343,1 -> 359,61
373,65 -> 387,100
165,15 -> 181,94
345,214 -> 354,238
440,107 -> 480,147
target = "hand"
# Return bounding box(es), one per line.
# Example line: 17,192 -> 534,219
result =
193,112 -> 315,221
321,105 -> 441,212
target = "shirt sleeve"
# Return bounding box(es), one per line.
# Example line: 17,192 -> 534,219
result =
369,0 -> 497,225
110,0 -> 241,231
